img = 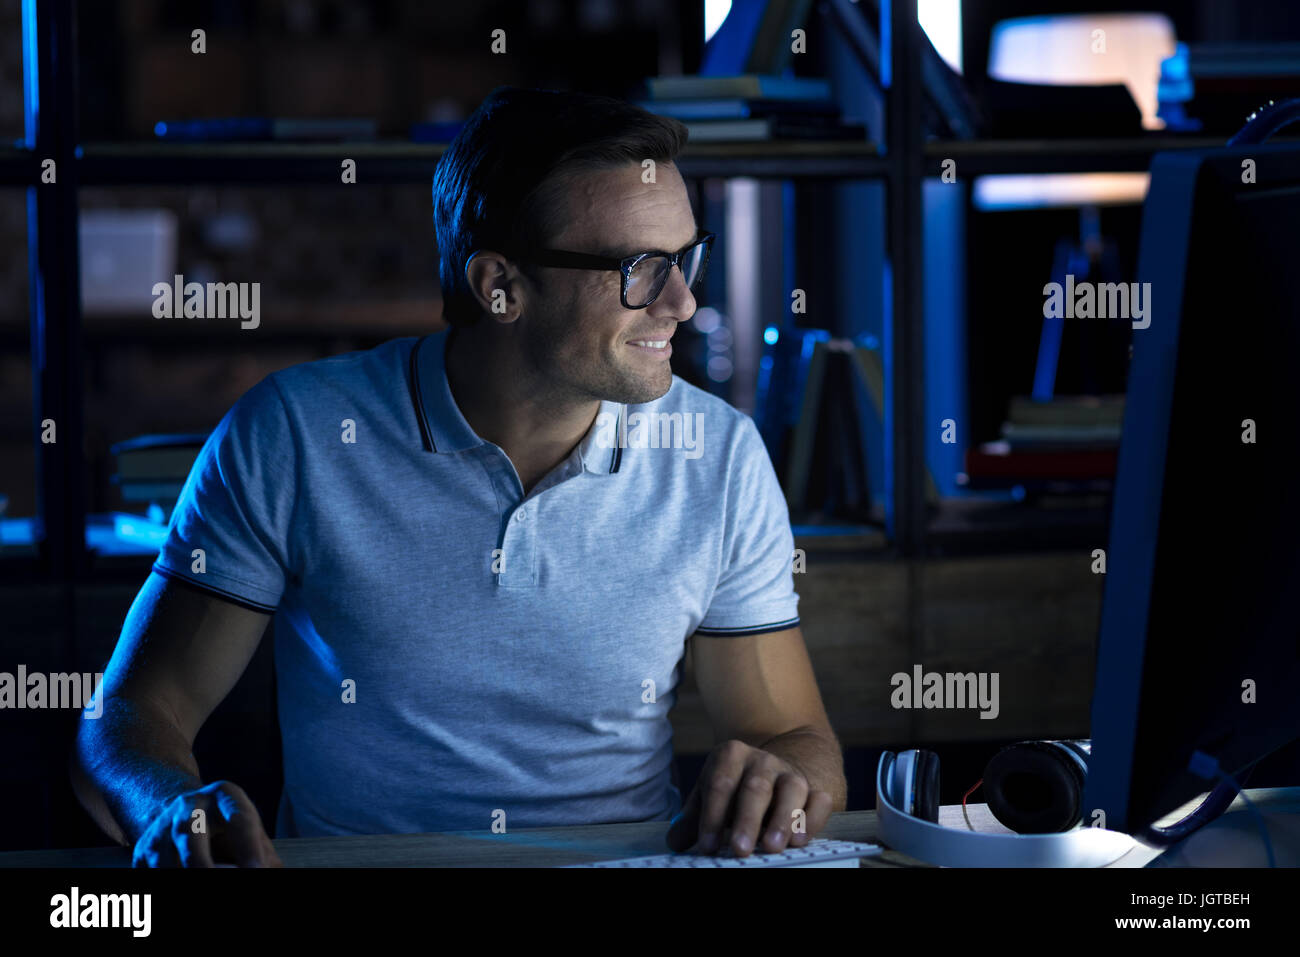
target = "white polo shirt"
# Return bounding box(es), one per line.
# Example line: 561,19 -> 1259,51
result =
153,329 -> 801,836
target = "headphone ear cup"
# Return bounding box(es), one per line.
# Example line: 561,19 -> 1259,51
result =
983,741 -> 1087,833
913,750 -> 941,823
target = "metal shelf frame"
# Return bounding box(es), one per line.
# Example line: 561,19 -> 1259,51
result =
23,0 -> 86,584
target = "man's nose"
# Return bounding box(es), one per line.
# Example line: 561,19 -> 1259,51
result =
654,262 -> 696,318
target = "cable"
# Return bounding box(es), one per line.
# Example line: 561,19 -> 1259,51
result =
961,778 -> 983,832
1141,751 -> 1275,866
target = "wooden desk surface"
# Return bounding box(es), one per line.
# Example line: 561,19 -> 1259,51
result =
12,789 -> 1296,868
0,809 -> 908,868
0,803 -> 1170,868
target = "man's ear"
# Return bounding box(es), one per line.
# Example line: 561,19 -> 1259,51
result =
465,250 -> 527,325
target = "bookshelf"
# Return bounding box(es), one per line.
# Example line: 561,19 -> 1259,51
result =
8,0 -> 1264,583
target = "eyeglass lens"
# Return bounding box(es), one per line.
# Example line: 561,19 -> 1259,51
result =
625,241 -> 709,307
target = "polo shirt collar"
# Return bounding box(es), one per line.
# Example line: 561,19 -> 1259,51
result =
409,329 -> 626,473
408,329 -> 483,453
577,399 -> 626,474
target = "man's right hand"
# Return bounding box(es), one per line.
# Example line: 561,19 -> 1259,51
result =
132,780 -> 283,868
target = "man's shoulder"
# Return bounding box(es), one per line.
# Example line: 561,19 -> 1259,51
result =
220,336 -> 421,441
267,335 -> 419,399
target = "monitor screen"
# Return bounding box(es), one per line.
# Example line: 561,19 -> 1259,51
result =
1086,143 -> 1300,834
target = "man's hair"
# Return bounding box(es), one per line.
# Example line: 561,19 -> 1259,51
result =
432,86 -> 689,327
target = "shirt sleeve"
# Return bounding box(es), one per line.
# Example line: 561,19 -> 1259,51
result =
695,415 -> 801,638
151,374 -> 297,612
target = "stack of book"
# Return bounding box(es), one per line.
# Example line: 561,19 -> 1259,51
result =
637,74 -> 865,143
110,433 -> 209,509
960,395 -> 1124,493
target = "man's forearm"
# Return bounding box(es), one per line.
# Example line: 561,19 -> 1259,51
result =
758,726 -> 849,811
72,696 -> 205,847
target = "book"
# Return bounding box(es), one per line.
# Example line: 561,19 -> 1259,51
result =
745,0 -> 816,76
635,97 -> 839,121
684,117 -> 867,143
113,480 -> 188,503
111,433 -> 208,480
1007,394 -> 1126,428
154,118 -> 377,141
1000,422 -> 1122,445
115,450 -> 202,480
646,74 -> 832,102
821,0 -> 981,139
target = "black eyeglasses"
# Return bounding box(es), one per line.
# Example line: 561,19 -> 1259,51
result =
503,229 -> 715,309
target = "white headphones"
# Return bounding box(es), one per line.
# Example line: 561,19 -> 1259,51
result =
876,750 -> 1136,867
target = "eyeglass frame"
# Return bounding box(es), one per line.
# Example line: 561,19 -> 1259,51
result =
496,229 -> 716,310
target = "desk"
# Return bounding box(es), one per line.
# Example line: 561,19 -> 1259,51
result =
3,791 -> 1294,867
0,806 -> 1106,868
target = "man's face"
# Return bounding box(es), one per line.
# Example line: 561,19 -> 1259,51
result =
515,162 -> 700,406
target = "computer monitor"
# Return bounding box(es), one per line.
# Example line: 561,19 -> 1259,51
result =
1085,141 -> 1300,835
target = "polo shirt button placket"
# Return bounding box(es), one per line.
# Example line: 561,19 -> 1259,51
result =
498,502 -> 538,587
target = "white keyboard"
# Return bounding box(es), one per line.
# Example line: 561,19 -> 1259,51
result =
565,838 -> 883,868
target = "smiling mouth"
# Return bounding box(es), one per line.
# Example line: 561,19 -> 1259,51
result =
627,339 -> 671,349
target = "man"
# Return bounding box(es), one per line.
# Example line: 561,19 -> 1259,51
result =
72,86 -> 846,867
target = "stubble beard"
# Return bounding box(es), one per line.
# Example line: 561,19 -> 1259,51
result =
524,303 -> 674,407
